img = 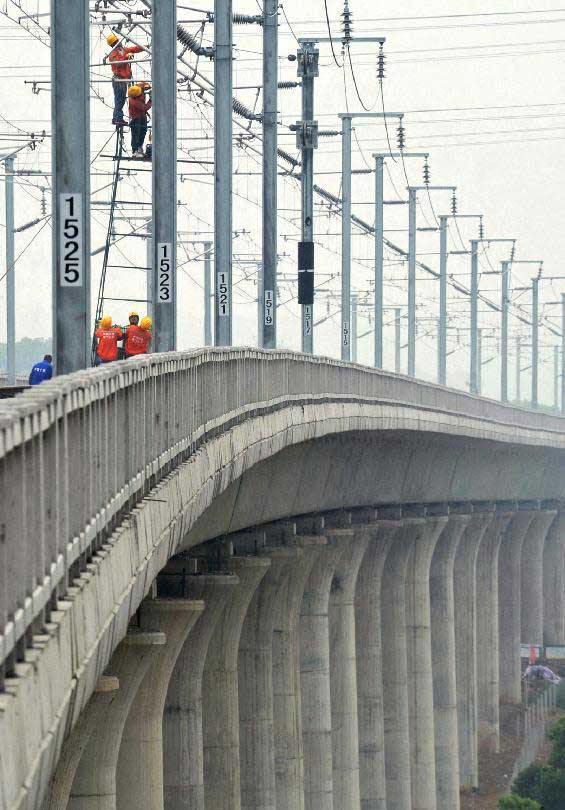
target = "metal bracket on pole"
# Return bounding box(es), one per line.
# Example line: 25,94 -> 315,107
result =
51,0 -> 91,375
152,0 -> 177,351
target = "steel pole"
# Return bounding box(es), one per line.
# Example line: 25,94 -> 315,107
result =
204,241 -> 212,345
341,115 -> 352,360
300,45 -> 316,354
438,214 -> 447,385
531,277 -> 539,408
470,239 -> 479,394
351,294 -> 358,362
408,187 -> 417,376
214,0 -> 233,346
4,158 -> 15,384
146,218 -> 153,320
51,0 -> 91,374
261,0 -> 277,348
152,0 -> 177,351
374,155 -> 384,368
516,335 -> 522,402
478,328 -> 483,395
562,294 -> 565,414
395,307 -> 401,373
501,260 -> 509,402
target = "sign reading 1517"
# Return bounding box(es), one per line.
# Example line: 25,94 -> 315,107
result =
157,243 -> 173,303
59,194 -> 83,287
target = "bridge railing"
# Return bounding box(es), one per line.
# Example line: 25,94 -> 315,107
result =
0,348 -> 564,683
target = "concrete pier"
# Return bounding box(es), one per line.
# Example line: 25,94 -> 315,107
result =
355,519 -> 402,810
116,600 -> 204,810
272,535 -> 326,810
299,530 -> 347,810
163,575 -> 239,810
381,520 -> 413,810
328,528 -> 369,810
499,509 -> 536,704
454,512 -> 493,792
476,509 -> 513,753
521,508 -> 557,647
429,513 -> 469,810
202,557 -> 270,810
543,512 -> 565,644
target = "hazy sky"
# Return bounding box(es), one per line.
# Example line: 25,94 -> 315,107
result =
0,0 -> 564,404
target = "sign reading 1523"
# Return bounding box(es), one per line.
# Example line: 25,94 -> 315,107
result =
157,243 -> 173,303
59,194 -> 83,287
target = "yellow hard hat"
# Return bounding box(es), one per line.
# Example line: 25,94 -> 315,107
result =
140,316 -> 152,331
106,32 -> 119,47
100,315 -> 112,329
128,84 -> 142,98
129,311 -> 139,318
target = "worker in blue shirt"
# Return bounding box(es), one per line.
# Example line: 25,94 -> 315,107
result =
28,354 -> 53,386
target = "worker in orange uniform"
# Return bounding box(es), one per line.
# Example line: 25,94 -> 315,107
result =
124,315 -> 152,358
106,32 -> 144,126
94,316 -> 124,364
128,83 -> 152,158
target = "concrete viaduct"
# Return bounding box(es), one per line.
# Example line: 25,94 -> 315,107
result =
1,349 -> 565,810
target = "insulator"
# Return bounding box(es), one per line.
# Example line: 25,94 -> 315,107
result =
233,13 -> 263,25
277,147 -> 301,168
511,242 -> 516,262
396,121 -> 406,151
326,298 -> 330,315
423,159 -> 430,186
176,24 -> 213,58
40,187 -> 46,217
377,44 -> 386,82
341,0 -> 353,45
232,98 -> 262,121
277,81 -> 299,89
479,217 -> 484,240
451,192 -> 457,215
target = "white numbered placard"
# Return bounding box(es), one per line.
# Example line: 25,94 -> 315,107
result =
264,289 -> 273,326
157,242 -> 172,303
303,305 -> 312,336
59,194 -> 83,287
342,321 -> 350,346
217,272 -> 229,316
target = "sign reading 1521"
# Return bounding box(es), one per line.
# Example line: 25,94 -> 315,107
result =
59,194 -> 83,287
157,243 -> 173,303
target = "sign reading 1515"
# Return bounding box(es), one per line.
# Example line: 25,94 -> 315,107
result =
157,243 -> 173,303
59,194 -> 83,287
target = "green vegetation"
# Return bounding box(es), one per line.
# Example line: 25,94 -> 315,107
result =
508,717 -> 565,809
0,338 -> 52,376
498,796 -> 541,810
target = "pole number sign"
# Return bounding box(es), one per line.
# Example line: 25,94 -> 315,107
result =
342,322 -> 350,346
157,243 -> 172,302
217,272 -> 229,316
304,305 -> 312,336
264,289 -> 273,326
59,194 -> 83,287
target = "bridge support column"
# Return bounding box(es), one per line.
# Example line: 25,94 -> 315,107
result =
116,600 -> 204,810
64,632 -> 166,810
162,574 -> 239,810
381,519 -> 412,810
273,534 -> 327,810
202,557 -> 270,810
498,510 -> 536,704
43,676 -> 120,810
238,545 -> 303,810
429,513 -> 470,810
543,512 -> 565,645
299,529 -> 348,810
329,528 -> 369,810
476,510 -> 513,754
454,511 -> 493,793
521,508 -> 557,648
355,519 -> 403,810
406,513 -> 448,810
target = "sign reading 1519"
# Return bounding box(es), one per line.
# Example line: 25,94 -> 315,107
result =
157,243 -> 173,303
59,194 -> 83,287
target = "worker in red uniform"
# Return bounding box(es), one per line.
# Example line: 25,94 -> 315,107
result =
106,32 -> 144,126
124,315 -> 152,358
128,83 -> 152,158
94,316 -> 124,364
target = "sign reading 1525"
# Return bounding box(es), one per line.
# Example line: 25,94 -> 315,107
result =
59,194 -> 83,287
157,243 -> 173,303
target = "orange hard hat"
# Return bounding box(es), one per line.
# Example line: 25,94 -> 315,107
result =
140,316 -> 152,331
128,85 -> 142,98
100,315 -> 112,329
106,32 -> 119,47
